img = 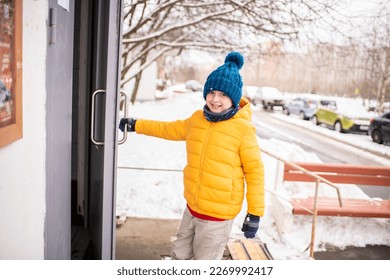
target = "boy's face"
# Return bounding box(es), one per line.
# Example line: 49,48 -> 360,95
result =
206,90 -> 233,113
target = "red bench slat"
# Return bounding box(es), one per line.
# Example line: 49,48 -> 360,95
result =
284,172 -> 390,186
284,163 -> 390,176
292,197 -> 390,218
283,163 -> 390,186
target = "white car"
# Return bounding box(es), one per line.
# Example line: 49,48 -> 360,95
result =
253,86 -> 285,110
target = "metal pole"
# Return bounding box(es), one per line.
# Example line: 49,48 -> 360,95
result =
309,178 -> 320,258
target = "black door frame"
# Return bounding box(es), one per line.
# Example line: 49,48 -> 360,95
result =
80,0 -> 123,260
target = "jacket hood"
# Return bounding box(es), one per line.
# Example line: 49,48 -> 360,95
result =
234,97 -> 252,121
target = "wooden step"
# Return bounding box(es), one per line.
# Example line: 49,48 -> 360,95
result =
227,239 -> 273,260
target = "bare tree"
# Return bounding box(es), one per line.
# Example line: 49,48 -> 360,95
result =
268,0 -> 390,109
339,1 -> 390,111
364,4 -> 390,112
122,0 -> 341,103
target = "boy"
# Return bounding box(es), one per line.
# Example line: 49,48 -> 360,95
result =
119,52 -> 264,260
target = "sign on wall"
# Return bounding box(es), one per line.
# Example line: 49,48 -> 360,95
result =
0,0 -> 22,147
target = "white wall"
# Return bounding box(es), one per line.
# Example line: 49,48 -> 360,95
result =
122,61 -> 157,102
137,62 -> 157,101
0,1 -> 48,259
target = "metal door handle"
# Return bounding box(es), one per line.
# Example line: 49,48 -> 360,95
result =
118,90 -> 129,145
90,89 -> 106,145
91,89 -> 129,146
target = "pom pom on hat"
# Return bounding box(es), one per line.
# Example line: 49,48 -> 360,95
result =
203,51 -> 244,107
225,52 -> 244,69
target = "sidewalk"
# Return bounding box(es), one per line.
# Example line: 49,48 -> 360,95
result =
115,217 -> 180,260
115,217 -> 390,260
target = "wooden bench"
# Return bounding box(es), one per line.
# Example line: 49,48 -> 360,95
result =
283,162 -> 390,218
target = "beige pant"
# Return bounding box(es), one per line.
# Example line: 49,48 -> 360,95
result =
171,207 -> 234,260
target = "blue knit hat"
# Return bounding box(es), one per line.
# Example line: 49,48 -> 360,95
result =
203,52 -> 244,108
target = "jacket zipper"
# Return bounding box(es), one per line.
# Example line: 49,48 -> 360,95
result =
195,122 -> 214,205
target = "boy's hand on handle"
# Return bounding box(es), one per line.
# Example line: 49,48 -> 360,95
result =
241,213 -> 260,239
119,118 -> 137,132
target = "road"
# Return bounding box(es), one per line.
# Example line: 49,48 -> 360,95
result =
253,109 -> 390,199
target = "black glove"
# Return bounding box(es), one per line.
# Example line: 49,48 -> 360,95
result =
119,118 -> 137,132
241,213 -> 260,239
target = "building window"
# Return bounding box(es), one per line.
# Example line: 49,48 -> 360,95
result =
0,0 -> 22,147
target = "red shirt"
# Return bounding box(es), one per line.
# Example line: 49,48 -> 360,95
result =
187,204 -> 225,222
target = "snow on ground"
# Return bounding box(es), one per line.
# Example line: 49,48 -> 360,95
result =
116,92 -> 390,260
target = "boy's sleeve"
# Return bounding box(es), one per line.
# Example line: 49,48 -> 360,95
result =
135,118 -> 188,141
239,125 -> 265,217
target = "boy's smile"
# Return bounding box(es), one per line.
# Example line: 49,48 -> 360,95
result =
206,90 -> 233,113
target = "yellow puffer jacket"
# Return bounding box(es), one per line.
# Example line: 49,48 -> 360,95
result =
135,98 -> 264,219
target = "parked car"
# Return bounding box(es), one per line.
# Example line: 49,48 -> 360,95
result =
311,99 -> 371,134
283,97 -> 318,120
369,112 -> 390,144
253,86 -> 285,110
